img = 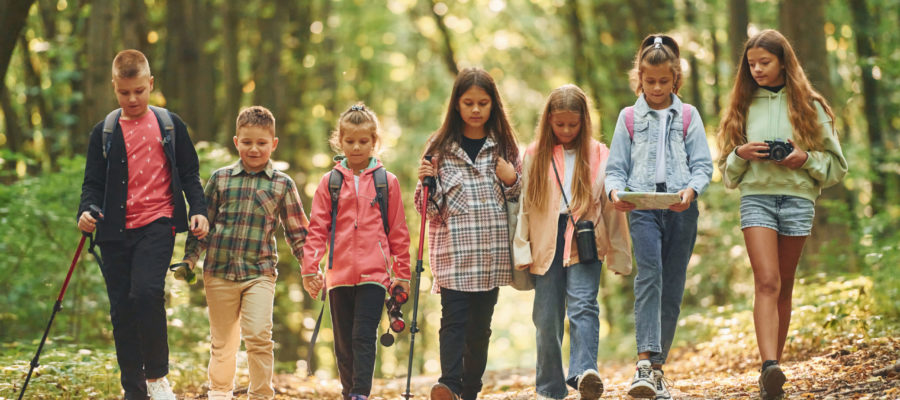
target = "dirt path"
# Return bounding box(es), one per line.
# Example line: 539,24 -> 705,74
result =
179,336 -> 898,399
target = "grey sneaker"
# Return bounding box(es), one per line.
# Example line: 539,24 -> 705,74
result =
147,377 -> 176,400
759,363 -> 786,400
627,360 -> 656,398
652,369 -> 672,400
576,369 -> 604,400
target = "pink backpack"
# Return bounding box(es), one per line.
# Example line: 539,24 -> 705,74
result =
625,104 -> 693,141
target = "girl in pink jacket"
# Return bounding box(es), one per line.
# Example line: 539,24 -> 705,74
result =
302,103 -> 411,400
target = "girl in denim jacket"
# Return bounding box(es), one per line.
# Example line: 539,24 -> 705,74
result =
514,84 -> 632,400
605,34 -> 713,399
717,30 -> 847,400
415,67 -> 521,400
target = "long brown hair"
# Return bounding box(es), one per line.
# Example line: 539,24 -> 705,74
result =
423,67 -> 519,162
717,29 -> 835,157
628,34 -> 683,96
525,84 -> 594,217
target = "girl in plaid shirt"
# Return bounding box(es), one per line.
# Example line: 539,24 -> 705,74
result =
415,67 -> 521,400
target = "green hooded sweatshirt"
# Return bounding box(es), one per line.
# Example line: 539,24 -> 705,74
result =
719,88 -> 848,202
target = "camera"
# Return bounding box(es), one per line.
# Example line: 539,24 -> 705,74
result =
380,286 -> 409,347
575,220 -> 598,264
763,139 -> 794,162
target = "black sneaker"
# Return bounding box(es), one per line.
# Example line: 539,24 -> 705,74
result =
759,363 -> 786,400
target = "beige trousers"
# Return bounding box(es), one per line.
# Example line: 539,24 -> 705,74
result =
205,275 -> 276,399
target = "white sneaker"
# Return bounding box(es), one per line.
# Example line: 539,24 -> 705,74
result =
627,360 -> 656,398
147,377 -> 176,400
207,390 -> 233,400
576,369 -> 604,400
653,369 -> 672,400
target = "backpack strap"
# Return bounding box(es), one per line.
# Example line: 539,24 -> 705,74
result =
373,167 -> 390,235
327,170 -> 343,270
626,104 -> 693,141
101,109 -> 122,159
682,103 -> 692,140
101,106 -> 176,158
625,106 -> 635,141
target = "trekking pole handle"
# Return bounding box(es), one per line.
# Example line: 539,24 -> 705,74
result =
422,155 -> 436,190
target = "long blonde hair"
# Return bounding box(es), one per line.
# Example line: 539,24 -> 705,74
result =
717,29 -> 835,157
525,84 -> 594,217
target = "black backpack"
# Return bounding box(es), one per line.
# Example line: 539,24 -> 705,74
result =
101,105 -> 175,158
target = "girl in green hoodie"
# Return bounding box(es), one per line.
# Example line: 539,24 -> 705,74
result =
717,29 -> 848,400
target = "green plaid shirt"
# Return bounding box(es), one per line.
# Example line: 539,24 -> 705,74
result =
184,160 -> 309,281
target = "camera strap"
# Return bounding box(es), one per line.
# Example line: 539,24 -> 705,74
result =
551,158 -> 579,228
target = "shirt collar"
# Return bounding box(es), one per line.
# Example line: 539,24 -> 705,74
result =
232,159 -> 275,178
339,156 -> 378,174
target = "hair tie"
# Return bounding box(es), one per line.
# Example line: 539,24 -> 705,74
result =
350,104 -> 365,112
653,37 -> 663,49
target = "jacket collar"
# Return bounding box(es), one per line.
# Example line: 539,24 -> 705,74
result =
633,93 -> 684,118
449,135 -> 497,166
753,86 -> 786,98
232,159 -> 275,178
334,156 -> 382,176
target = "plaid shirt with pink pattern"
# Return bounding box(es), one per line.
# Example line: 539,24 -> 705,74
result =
415,137 -> 522,293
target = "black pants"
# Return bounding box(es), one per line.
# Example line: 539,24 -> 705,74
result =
98,218 -> 174,399
329,284 -> 386,399
438,287 -> 499,400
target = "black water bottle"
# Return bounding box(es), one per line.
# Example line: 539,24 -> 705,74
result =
575,220 -> 598,264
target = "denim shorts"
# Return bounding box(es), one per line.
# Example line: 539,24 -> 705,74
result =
740,194 -> 815,236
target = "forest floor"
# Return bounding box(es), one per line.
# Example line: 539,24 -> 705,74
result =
177,334 -> 899,399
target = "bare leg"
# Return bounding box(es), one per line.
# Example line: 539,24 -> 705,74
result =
775,235 -> 806,362
743,227 -> 781,362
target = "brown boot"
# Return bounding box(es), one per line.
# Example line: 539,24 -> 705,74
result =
430,383 -> 460,400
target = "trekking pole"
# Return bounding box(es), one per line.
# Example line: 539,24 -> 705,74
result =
18,205 -> 102,400
402,156 -> 435,400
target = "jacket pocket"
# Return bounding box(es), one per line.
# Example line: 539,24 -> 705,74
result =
441,169 -> 468,217
632,120 -> 651,144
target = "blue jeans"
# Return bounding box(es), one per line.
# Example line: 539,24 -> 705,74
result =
630,201 -> 698,365
533,215 -> 603,399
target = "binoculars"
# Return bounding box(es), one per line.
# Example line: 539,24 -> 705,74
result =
380,286 -> 409,347
169,262 -> 197,285
575,220 -> 599,264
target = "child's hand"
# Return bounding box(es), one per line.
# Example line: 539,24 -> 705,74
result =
389,280 -> 411,297
77,210 -> 103,233
417,157 -> 438,182
496,158 -> 517,186
303,274 -> 324,299
776,139 -> 808,170
735,141 -> 770,161
668,188 -> 695,212
190,215 -> 210,240
610,190 -> 636,212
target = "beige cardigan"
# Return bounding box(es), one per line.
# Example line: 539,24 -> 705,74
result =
513,140 -> 632,275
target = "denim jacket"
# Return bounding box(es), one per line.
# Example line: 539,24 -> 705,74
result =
605,94 -> 713,198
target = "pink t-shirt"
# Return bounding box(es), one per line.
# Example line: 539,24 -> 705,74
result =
121,110 -> 174,229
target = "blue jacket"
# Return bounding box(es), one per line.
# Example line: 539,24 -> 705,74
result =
605,94 -> 713,198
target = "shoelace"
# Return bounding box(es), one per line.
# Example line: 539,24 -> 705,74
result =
638,365 -> 653,380
656,372 -> 676,392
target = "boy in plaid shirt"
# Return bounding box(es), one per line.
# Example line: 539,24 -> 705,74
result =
183,106 -> 309,400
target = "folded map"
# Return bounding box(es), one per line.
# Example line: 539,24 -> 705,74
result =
617,192 -> 682,210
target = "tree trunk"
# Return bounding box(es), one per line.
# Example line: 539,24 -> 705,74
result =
631,0 -> 676,37
119,0 -> 149,54
219,0 -> 242,143
566,0 -> 588,86
684,0 -> 703,109
711,25 -> 722,116
430,0 -> 459,76
780,0 -> 856,268
1,86 -> 24,157
80,0 -> 116,146
728,0 -> 748,66
848,0 -> 887,212
0,0 -> 37,94
163,0 -> 215,141
253,1 -> 286,124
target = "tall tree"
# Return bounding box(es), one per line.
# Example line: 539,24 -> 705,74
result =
728,0 -> 749,66
80,0 -> 116,147
849,0 -> 888,211
0,0 -> 37,94
780,0 -> 855,266
119,0 -> 149,54
219,0 -> 242,143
